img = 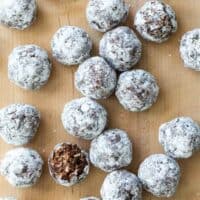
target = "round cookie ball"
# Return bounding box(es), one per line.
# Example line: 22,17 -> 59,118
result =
8,44 -> 52,90
134,0 -> 177,43
159,117 -> 200,159
75,57 -> 117,99
51,26 -> 92,65
180,29 -> 200,71
86,0 -> 129,32
0,103 -> 40,146
100,170 -> 142,200
80,197 -> 100,200
99,26 -> 142,72
48,143 -> 90,187
89,129 -> 132,172
0,0 -> 37,30
138,154 -> 180,198
61,97 -> 107,140
0,148 -> 43,188
115,69 -> 159,112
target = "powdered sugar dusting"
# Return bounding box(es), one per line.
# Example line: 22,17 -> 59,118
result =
0,148 -> 43,188
86,0 -> 129,32
90,129 -> 132,172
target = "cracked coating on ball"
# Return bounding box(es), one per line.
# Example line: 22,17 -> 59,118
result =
134,0 -> 177,43
159,117 -> 200,159
100,170 -> 142,200
89,129 -> 132,172
0,148 -> 43,188
0,103 -> 40,146
0,0 -> 37,30
8,44 -> 52,90
138,154 -> 180,198
99,26 -> 142,72
180,29 -> 200,71
80,197 -> 100,200
61,97 -> 107,140
86,0 -> 129,32
75,57 -> 117,99
115,69 -> 159,112
51,26 -> 92,65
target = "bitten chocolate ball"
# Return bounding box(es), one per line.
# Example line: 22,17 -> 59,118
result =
80,197 -> 100,200
90,129 -> 132,172
75,57 -> 117,99
115,69 -> 159,112
51,26 -> 92,65
0,0 -> 37,30
61,97 -> 107,140
99,26 -> 142,72
159,117 -> 200,159
8,45 -> 52,90
134,0 -> 177,43
138,154 -> 180,198
0,104 -> 40,146
0,148 -> 43,188
86,0 -> 129,32
180,29 -> 200,71
48,143 -> 90,187
100,170 -> 142,200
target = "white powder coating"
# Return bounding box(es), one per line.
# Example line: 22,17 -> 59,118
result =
138,154 -> 180,198
0,104 -> 40,146
0,0 -> 37,30
115,69 -> 159,112
0,148 -> 43,188
80,197 -> 100,200
86,0 -> 129,32
89,129 -> 132,172
61,97 -> 107,140
180,29 -> 200,71
51,26 -> 92,65
0,197 -> 16,200
48,143 -> 90,187
100,170 -> 142,200
75,57 -> 117,100
159,117 -> 200,159
134,0 -> 177,43
99,26 -> 142,72
8,44 -> 52,90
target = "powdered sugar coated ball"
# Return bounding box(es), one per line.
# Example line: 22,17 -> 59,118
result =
138,154 -> 180,198
159,117 -> 200,159
115,69 -> 159,112
0,148 -> 43,188
51,26 -> 92,65
100,170 -> 142,200
8,44 -> 51,90
75,57 -> 117,99
90,129 -> 132,172
180,29 -> 200,71
86,0 -> 129,32
0,104 -> 40,146
134,0 -> 177,43
0,0 -> 37,30
61,97 -> 107,140
99,26 -> 142,71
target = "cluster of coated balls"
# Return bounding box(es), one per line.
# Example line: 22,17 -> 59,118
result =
1,0 -> 200,200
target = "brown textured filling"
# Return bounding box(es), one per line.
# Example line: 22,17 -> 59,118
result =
49,143 -> 88,181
